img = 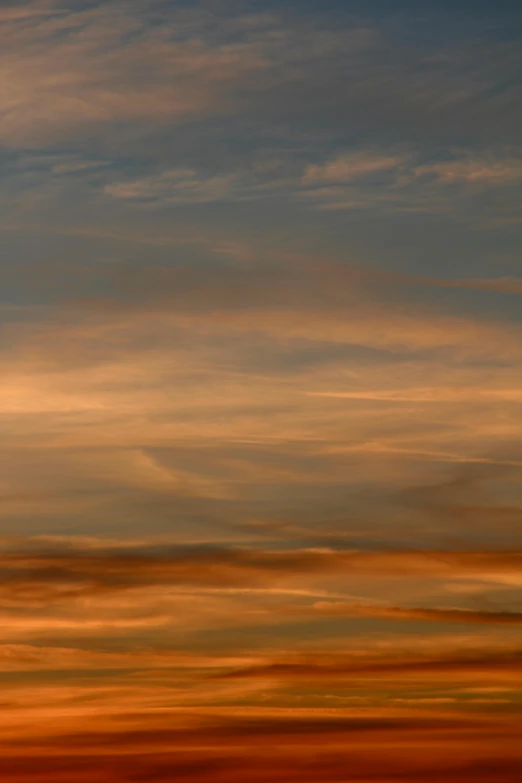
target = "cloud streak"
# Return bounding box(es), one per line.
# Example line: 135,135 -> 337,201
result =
1,1 -> 521,779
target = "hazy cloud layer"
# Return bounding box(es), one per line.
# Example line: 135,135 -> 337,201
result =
1,0 -> 521,780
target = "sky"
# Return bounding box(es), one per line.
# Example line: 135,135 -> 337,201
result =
1,0 -> 522,780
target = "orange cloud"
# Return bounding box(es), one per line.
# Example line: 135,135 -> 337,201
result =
0,543 -> 520,593
0,706 -> 518,782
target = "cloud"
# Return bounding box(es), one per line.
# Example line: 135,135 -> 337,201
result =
0,643 -> 260,672
0,538 -> 520,646
0,542 -> 520,604
417,275 -> 522,296
1,252 -> 520,561
96,147 -> 522,215
302,152 -> 405,184
300,148 -> 522,215
0,1 -> 270,147
214,651 -> 522,682
0,2 -> 59,22
307,387 -> 522,403
0,707 -> 518,783
104,167 -> 265,205
14,258 -> 521,354
416,158 -> 522,185
0,3 -> 520,779
310,601 -> 522,626
0,2 -> 521,239
0,1 -> 520,153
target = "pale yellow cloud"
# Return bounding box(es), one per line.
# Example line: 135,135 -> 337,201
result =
302,151 -> 404,184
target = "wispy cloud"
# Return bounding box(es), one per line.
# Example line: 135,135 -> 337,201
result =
416,157 -> 522,185
0,0 -> 520,152
300,148 -> 522,216
302,151 -> 405,184
0,1 -> 270,147
309,601 -> 522,626
215,650 -> 522,682
1,2 -> 521,779
104,167 -> 265,205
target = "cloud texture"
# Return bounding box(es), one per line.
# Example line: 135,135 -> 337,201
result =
1,0 -> 522,780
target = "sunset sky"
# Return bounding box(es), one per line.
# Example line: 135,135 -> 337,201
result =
1,0 -> 522,780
